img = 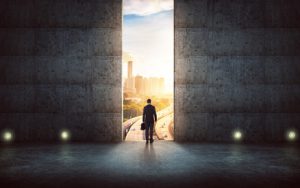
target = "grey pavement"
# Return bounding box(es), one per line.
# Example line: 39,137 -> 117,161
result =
0,142 -> 300,188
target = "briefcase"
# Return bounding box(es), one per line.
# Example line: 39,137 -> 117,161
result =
141,122 -> 145,130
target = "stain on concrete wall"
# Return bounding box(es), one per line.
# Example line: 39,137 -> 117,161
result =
175,0 -> 300,142
0,0 -> 122,142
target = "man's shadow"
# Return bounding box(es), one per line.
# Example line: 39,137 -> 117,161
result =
142,143 -> 157,164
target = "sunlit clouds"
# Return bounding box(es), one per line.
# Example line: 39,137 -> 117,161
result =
123,0 -> 173,16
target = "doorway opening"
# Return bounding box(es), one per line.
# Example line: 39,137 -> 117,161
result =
122,0 -> 174,141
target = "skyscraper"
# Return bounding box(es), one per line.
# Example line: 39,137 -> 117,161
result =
128,61 -> 133,78
135,75 -> 143,95
124,60 -> 135,93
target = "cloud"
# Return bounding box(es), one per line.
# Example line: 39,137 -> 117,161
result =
123,0 -> 173,16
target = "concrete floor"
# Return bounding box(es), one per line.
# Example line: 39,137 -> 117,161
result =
0,142 -> 300,188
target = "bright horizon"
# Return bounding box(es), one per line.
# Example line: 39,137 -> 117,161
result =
123,0 -> 174,93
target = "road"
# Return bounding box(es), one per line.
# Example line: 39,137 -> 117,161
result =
122,116 -> 141,139
155,113 -> 174,140
124,105 -> 174,141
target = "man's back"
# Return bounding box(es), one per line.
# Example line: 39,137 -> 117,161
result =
143,104 -> 157,123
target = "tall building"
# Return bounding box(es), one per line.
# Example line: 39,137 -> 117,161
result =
143,77 -> 149,95
124,61 -> 135,93
128,61 -> 133,78
135,75 -> 143,95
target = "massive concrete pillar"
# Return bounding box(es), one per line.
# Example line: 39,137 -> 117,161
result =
0,0 -> 122,142
175,0 -> 300,142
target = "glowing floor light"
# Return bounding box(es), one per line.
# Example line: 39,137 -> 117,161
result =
233,131 -> 242,141
60,130 -> 70,141
287,130 -> 297,141
2,131 -> 13,142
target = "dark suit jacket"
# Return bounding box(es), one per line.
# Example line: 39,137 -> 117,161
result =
143,104 -> 157,124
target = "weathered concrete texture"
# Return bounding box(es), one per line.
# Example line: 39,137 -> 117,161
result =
175,0 -> 300,142
0,0 -> 122,142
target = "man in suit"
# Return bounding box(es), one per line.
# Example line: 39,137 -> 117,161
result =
143,99 -> 157,144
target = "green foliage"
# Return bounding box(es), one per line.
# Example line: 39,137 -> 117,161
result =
123,95 -> 172,121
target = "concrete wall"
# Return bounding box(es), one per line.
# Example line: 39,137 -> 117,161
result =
0,0 -> 122,142
175,0 -> 300,142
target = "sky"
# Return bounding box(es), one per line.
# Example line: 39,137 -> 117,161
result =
123,0 -> 173,16
123,0 -> 174,93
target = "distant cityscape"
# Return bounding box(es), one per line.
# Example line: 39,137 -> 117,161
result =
123,60 -> 165,96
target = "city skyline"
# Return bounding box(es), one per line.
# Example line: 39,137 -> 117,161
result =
123,60 -> 166,95
123,0 -> 174,93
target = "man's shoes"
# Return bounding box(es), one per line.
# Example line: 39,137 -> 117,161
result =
146,140 -> 149,144
150,139 -> 154,143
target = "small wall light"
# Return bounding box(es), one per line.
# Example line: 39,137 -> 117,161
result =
60,130 -> 70,141
233,130 -> 242,141
2,130 -> 13,142
287,130 -> 297,141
